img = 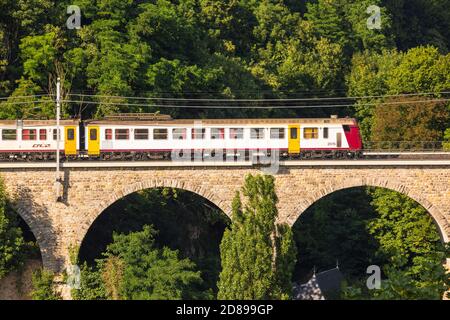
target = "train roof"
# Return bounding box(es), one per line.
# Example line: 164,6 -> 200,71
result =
0,119 -> 80,126
0,117 -> 358,126
85,117 -> 358,126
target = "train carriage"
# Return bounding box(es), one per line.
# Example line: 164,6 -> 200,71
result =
84,116 -> 363,160
0,119 -> 80,160
0,115 -> 362,161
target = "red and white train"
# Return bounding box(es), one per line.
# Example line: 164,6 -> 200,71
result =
0,114 -> 363,161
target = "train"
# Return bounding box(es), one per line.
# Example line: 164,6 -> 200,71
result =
0,114 -> 363,161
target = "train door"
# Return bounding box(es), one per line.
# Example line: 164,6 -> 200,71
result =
64,126 -> 77,155
336,132 -> 342,148
87,126 -> 100,156
288,125 -> 300,154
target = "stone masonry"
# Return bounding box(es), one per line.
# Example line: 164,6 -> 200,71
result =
0,165 -> 449,275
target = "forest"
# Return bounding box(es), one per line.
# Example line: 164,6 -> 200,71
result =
0,0 -> 449,300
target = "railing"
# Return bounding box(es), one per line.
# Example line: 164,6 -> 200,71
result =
363,141 -> 449,152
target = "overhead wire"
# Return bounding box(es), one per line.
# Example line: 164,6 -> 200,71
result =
0,92 -> 449,108
59,98 -> 450,109
65,91 -> 450,102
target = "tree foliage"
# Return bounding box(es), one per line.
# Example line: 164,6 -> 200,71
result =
104,225 -> 206,300
31,269 -> 61,300
347,46 -> 450,140
370,96 -> 450,144
0,178 -> 27,279
79,188 -> 229,296
296,186 -> 449,300
77,225 -> 208,300
368,188 -> 443,271
0,0 -> 447,122
0,0 -> 449,300
217,174 -> 296,300
72,262 -> 107,300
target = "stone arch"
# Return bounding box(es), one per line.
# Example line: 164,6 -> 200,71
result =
1,178 -> 57,270
8,204 -> 50,269
289,179 -> 449,243
76,178 -> 233,249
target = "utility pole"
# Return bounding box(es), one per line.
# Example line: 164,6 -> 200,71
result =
56,77 -> 61,201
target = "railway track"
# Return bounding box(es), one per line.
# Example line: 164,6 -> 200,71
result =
0,156 -> 449,168
362,151 -> 450,160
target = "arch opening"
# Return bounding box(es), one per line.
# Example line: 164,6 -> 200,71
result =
0,203 -> 43,300
291,181 -> 448,244
291,186 -> 448,300
77,187 -> 231,300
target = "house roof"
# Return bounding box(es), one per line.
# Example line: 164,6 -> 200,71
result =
294,274 -> 325,300
294,267 -> 344,300
316,267 -> 344,296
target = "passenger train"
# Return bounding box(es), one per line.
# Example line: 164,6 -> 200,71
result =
0,114 -> 363,161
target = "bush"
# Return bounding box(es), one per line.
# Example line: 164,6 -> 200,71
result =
31,269 -> 61,300
0,179 -> 26,279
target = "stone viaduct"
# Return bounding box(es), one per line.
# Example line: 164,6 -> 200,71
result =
0,161 -> 449,282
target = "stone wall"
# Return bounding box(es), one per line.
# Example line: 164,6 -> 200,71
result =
0,165 -> 448,274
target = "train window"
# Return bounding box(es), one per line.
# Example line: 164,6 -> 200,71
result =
192,128 -> 205,140
105,129 -> 112,140
39,129 -> 47,140
67,128 -> 75,141
290,128 -> 298,139
229,128 -> 243,139
2,129 -> 17,140
343,125 -> 350,132
115,129 -> 129,140
172,128 -> 186,140
211,128 -> 225,139
303,127 -> 319,139
270,128 -> 285,139
323,127 -> 329,139
53,129 -> 60,140
153,128 -> 168,140
22,129 -> 37,140
250,128 -> 265,139
90,128 -> 98,141
134,129 -> 149,140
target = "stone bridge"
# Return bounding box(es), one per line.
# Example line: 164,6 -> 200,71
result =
0,161 -> 449,276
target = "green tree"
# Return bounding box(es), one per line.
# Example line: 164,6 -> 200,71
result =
444,128 -> 450,150
79,187 -> 229,296
347,46 -> 450,141
370,96 -> 450,146
361,188 -> 449,300
0,178 -> 26,279
306,0 -> 393,56
72,262 -> 107,300
31,269 -> 61,300
343,246 -> 449,300
368,188 -> 443,269
217,174 -> 296,300
384,0 -> 450,52
0,79 -> 54,119
101,225 -> 206,300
